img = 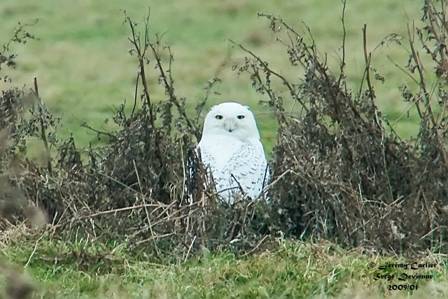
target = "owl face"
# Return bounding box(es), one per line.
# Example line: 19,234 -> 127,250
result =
202,102 -> 260,140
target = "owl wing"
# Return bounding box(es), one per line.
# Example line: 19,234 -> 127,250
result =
196,144 -> 229,194
221,141 -> 268,199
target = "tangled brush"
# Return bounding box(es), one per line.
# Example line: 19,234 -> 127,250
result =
1,1 -> 447,263
235,0 -> 448,253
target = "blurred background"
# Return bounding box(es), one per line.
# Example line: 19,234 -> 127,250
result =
0,0 -> 421,152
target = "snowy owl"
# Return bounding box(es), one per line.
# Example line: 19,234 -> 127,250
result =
197,102 -> 268,202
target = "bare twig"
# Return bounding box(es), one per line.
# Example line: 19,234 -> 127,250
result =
131,71 -> 140,118
24,232 -> 45,268
336,0 -> 347,89
407,22 -> 437,127
77,203 -> 165,220
242,235 -> 269,257
125,14 -> 155,126
183,235 -> 197,262
148,42 -> 197,134
233,40 -> 309,114
81,123 -> 116,140
33,77 -> 52,175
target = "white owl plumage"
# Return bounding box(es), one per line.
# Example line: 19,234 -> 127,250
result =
197,102 -> 268,202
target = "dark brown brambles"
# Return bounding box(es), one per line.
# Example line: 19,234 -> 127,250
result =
235,0 -> 448,252
0,1 -> 447,279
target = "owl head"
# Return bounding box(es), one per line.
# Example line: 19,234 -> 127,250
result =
202,102 -> 261,141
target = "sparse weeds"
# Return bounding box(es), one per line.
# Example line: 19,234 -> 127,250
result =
1,0 -> 448,298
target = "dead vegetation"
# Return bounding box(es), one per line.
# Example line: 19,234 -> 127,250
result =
235,0 -> 448,253
0,0 -> 447,276
1,13 -> 267,266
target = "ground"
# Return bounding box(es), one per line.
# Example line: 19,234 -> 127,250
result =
1,228 -> 447,298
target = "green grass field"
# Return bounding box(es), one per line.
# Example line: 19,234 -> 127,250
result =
1,227 -> 448,299
2,1 -> 446,298
0,0 -> 422,151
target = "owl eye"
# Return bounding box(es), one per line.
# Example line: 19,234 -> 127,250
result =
237,115 -> 245,119
215,114 -> 223,120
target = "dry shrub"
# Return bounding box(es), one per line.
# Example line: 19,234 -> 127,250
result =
1,0 -> 448,262
1,14 -> 265,260
235,0 -> 448,253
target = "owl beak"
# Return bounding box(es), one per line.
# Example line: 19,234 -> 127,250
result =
224,119 -> 236,133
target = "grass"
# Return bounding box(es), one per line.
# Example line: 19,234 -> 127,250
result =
0,0 -> 423,152
1,227 -> 448,298
1,1 -> 445,298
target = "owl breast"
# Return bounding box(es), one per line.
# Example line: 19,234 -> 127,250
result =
197,134 -> 268,202
198,134 -> 243,171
